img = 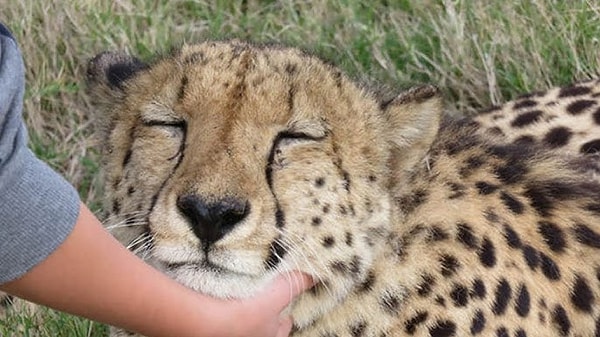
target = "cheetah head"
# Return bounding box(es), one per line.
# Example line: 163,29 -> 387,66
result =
87,40 -> 443,327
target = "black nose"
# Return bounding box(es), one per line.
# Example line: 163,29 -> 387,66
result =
176,195 -> 249,247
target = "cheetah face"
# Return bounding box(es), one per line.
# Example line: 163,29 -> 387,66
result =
87,41 -> 442,326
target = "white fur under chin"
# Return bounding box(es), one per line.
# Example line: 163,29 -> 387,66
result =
165,264 -> 277,299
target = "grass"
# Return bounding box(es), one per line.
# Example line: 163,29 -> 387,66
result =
1,0 -> 599,335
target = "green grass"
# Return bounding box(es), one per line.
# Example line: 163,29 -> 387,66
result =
1,0 -> 599,335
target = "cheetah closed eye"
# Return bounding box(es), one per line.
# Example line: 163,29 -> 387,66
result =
87,40 -> 600,337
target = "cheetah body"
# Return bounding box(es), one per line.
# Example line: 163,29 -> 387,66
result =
87,41 -> 600,337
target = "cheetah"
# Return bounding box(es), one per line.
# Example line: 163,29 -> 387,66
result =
86,40 -> 600,337
472,78 -> 600,180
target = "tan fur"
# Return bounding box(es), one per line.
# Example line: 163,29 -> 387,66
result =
87,41 -> 600,337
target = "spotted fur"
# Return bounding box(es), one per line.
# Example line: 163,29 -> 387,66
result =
473,79 -> 600,180
87,41 -> 600,337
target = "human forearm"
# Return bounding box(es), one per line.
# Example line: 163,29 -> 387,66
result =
0,203 -> 312,337
1,203 -> 215,336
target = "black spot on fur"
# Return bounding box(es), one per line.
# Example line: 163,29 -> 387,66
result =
496,327 -> 509,337
571,275 -> 594,312
339,205 -> 348,215
285,63 -> 297,74
552,305 -> 571,336
397,189 -> 429,214
581,139 -> 600,154
514,135 -> 536,145
311,216 -> 322,226
522,245 -> 539,269
342,170 -> 351,192
435,296 -> 446,307
127,185 -> 135,195
429,226 -> 449,242
500,191 -> 524,214
515,329 -> 527,337
450,284 -> 469,307
456,222 -> 478,249
503,224 -> 522,248
527,183 -> 559,216
523,181 -> 584,217
479,238 -> 496,267
417,274 -> 435,297
460,155 -> 485,177
515,284 -> 531,317
447,182 -> 466,199
484,209 -> 501,223
513,99 -> 538,109
558,85 -> 591,97
573,223 -> 600,248
322,236 -> 335,247
470,310 -> 486,334
315,177 -> 325,187
567,99 -> 596,115
345,232 -> 353,246
471,279 -> 486,299
440,254 -> 460,276
494,162 -> 528,185
112,200 -> 121,214
594,107 -> 600,125
538,221 -> 566,252
429,320 -> 456,337
492,278 -> 512,315
358,270 -> 376,293
350,321 -> 367,337
331,261 -> 348,274
404,311 -> 428,334
543,127 -> 572,148
510,110 -> 543,127
349,255 -> 362,276
475,181 -> 498,195
539,252 -> 561,280
380,292 -> 401,315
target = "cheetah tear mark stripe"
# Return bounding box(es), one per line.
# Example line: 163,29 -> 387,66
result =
264,235 -> 287,270
264,131 -> 325,268
144,123 -> 188,239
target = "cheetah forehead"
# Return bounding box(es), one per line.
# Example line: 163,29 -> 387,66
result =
131,41 -> 379,127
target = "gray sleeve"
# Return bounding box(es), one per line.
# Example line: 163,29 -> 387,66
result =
0,25 -> 80,284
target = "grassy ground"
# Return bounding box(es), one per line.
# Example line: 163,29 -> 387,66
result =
1,0 -> 599,335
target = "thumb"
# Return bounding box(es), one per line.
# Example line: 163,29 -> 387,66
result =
258,271 -> 315,311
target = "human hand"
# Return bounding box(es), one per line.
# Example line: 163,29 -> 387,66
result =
0,204 -> 313,337
222,271 -> 314,337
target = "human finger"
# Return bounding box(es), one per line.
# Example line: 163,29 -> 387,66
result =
259,271 -> 314,311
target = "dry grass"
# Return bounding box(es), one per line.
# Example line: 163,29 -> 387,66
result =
1,0 -> 599,335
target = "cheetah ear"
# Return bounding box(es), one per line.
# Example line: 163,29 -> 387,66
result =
86,51 -> 148,150
382,85 -> 443,173
87,51 -> 148,89
86,51 -> 148,102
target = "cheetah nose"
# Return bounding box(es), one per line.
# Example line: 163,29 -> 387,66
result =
176,194 -> 249,247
